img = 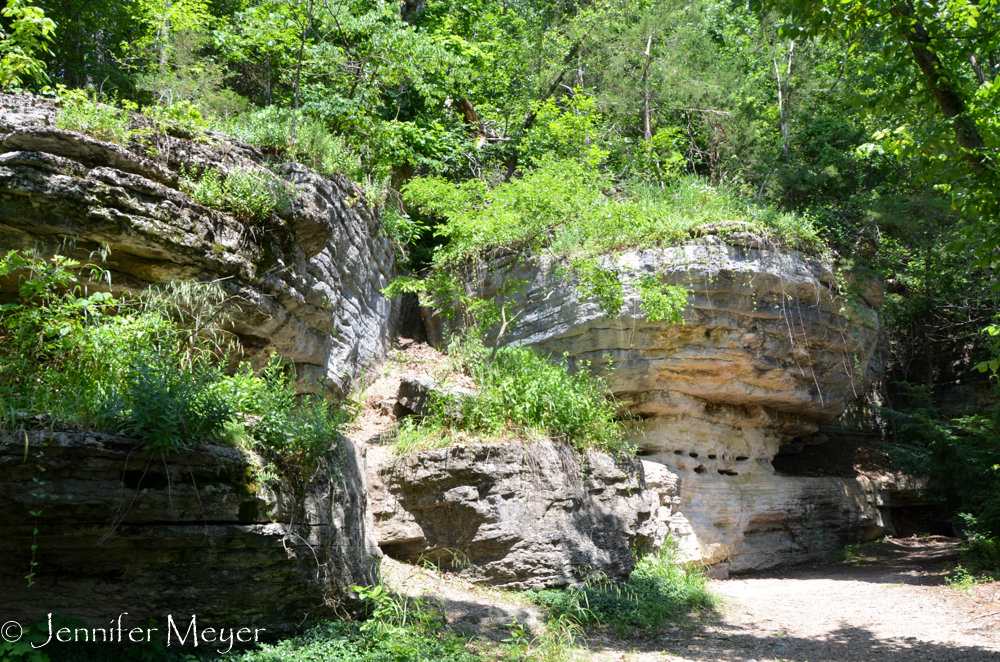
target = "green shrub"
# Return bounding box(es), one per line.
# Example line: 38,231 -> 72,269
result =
222,106 -> 363,180
394,335 -> 628,455
529,545 -> 715,635
56,88 -> 134,144
183,166 -> 294,224
959,520 -> 1000,574
886,384 -> 1000,538
0,251 -> 341,464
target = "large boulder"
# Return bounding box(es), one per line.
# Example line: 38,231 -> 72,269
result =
367,442 -> 662,589
0,93 -> 397,396
0,430 -> 380,635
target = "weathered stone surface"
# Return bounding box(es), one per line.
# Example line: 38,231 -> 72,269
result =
425,241 -> 895,571
0,93 -> 397,396
0,430 -> 380,634
368,442 -> 660,589
395,376 -> 473,418
635,454 -> 931,573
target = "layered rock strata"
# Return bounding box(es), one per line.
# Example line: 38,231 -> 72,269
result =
367,442 -> 664,589
0,93 -> 397,395
426,239 -> 892,571
0,430 -> 379,634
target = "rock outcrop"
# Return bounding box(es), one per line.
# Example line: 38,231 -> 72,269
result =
367,442 -> 661,589
0,93 -> 397,396
0,430 -> 380,634
425,238 -> 893,571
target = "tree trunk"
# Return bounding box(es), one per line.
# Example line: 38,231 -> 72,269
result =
892,2 -> 986,170
291,0 -> 315,144
642,33 -> 653,142
773,40 -> 794,160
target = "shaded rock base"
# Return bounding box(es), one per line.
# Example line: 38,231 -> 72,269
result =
0,431 -> 379,636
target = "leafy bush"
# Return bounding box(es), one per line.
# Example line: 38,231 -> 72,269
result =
394,335 -> 628,455
886,384 -> 1000,545
0,251 -> 341,464
56,88 -> 134,143
183,166 -> 294,224
963,529 -> 1000,574
223,620 -> 481,662
222,106 -> 363,181
529,545 -> 715,634
0,0 -> 56,90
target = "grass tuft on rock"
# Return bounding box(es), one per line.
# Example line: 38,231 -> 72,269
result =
392,335 -> 629,456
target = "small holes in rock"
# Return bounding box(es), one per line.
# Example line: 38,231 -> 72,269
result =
694,465 -> 707,474
708,454 -> 717,459
718,469 -> 739,476
674,450 -> 684,455
735,456 -> 749,461
689,452 -> 699,458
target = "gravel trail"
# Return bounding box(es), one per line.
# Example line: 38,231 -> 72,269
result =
590,536 -> 1000,662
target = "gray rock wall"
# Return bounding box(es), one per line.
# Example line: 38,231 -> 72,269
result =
368,442 -> 661,589
0,430 -> 380,634
0,93 -> 398,396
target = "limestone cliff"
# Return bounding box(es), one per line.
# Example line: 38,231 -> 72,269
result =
424,236 -> 896,571
0,93 -> 397,396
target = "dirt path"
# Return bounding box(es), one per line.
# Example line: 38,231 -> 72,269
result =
387,537 -> 999,661
590,537 -> 1000,662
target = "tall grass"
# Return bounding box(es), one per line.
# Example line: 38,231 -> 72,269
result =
404,157 -> 824,271
181,166 -> 294,224
221,107 -> 363,181
0,251 -> 342,463
530,544 -> 715,635
392,335 -> 628,455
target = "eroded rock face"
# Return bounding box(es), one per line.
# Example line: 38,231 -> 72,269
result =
367,442 -> 661,589
427,240 -> 892,571
0,431 -> 380,634
0,93 -> 397,396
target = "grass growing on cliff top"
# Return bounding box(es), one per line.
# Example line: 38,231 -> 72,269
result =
181,166 -> 294,225
0,250 -> 342,463
390,157 -> 823,326
392,335 -> 629,456
404,157 -> 824,269
221,106 -> 364,182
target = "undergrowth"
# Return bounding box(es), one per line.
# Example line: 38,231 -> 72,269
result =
392,335 -> 629,456
0,250 -> 341,464
528,544 -> 715,636
391,156 -> 820,325
221,106 -> 363,182
885,384 -> 1000,541
406,159 -> 823,269
56,87 -> 211,145
181,166 -> 294,224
